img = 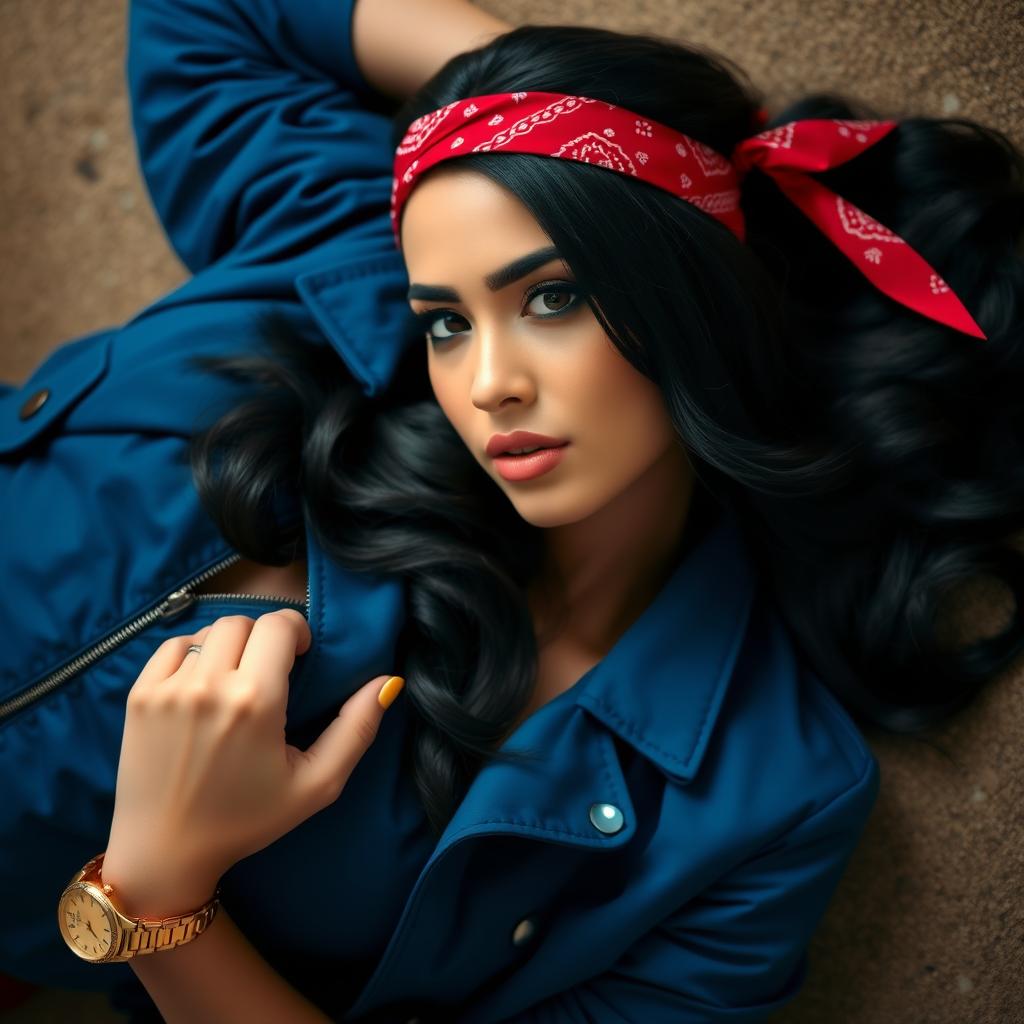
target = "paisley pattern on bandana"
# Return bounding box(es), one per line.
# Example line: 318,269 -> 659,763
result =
836,197 -> 905,244
691,142 -> 733,178
392,92 -> 986,341
553,133 -> 637,175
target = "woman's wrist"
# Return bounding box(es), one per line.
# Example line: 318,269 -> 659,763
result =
99,849 -> 220,920
352,0 -> 511,100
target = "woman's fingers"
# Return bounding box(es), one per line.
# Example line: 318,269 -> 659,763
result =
134,610 -> 308,703
235,610 -> 311,703
172,610 -> 310,686
176,615 -> 255,678
132,623 -> 215,689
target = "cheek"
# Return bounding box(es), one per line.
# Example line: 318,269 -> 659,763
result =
577,365 -> 677,486
576,344 -> 669,446
562,336 -> 623,406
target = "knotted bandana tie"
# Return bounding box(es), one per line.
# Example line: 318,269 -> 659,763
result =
391,91 -> 986,341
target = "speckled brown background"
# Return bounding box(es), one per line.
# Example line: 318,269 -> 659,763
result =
1,2 -> 1022,1022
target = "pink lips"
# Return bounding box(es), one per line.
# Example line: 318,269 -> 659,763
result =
486,430 -> 571,482
486,430 -> 569,458
492,444 -> 569,482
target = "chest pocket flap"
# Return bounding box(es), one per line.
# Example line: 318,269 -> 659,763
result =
0,329 -> 113,457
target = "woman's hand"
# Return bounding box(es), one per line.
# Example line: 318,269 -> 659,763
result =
101,610 -> 404,917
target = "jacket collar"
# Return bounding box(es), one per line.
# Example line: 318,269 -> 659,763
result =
429,495 -> 759,856
570,497 -> 758,784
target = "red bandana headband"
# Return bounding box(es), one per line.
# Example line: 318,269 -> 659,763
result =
391,91 -> 986,341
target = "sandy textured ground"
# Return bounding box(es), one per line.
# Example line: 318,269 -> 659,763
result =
1,2 -> 1022,1022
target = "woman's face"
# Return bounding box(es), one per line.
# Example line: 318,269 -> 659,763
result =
400,167 -> 687,530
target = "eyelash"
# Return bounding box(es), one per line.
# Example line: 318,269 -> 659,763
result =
412,280 -> 583,345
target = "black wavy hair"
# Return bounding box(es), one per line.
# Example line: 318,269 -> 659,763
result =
188,25 -> 1024,840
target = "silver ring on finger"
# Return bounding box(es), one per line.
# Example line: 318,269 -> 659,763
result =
185,643 -> 203,657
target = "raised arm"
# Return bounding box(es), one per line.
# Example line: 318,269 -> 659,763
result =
353,0 -> 510,101
127,0 -> 510,273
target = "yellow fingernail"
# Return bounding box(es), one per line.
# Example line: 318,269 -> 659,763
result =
377,675 -> 405,711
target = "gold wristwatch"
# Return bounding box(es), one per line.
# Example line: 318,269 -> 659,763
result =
57,852 -> 221,963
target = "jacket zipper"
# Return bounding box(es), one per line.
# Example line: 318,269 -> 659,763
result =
0,552 -> 311,723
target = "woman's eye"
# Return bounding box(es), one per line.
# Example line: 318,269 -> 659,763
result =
417,309 -> 468,342
524,287 -> 577,316
414,282 -> 581,344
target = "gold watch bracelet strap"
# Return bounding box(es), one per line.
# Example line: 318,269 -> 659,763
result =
117,895 -> 221,957
88,853 -> 222,958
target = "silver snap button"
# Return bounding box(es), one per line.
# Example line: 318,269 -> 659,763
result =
589,802 -> 624,834
511,916 -> 537,946
19,388 -> 50,420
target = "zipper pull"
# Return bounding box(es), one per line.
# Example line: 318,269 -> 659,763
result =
159,588 -> 196,621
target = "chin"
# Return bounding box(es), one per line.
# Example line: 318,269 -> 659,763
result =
505,489 -> 606,530
512,508 -> 578,529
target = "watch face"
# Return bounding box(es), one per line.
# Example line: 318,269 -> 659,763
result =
58,885 -> 119,962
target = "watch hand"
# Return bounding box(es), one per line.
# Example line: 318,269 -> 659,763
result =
86,921 -> 98,938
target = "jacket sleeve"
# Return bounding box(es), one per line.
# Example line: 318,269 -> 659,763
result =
127,0 -> 396,273
493,758 -> 880,1024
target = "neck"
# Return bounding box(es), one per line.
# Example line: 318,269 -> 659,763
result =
528,444 -> 699,656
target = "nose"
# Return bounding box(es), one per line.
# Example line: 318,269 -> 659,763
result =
470,324 -> 536,412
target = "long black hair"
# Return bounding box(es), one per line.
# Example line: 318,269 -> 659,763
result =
187,25 -> 1024,840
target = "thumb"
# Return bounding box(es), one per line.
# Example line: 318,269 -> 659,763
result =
289,674 -> 405,809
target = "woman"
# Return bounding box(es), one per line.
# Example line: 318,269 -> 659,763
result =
4,0 -> 1022,1021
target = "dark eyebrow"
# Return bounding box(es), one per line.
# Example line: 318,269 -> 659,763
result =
407,245 -> 563,302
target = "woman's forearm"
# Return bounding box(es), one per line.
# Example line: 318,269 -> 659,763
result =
127,908 -> 331,1024
352,0 -> 512,100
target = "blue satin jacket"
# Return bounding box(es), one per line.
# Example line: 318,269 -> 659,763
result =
0,1 -> 881,1021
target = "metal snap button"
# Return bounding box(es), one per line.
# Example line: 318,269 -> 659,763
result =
19,388 -> 50,420
589,802 -> 624,834
511,916 -> 537,946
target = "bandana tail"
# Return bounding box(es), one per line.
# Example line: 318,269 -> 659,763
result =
768,170 -> 988,340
